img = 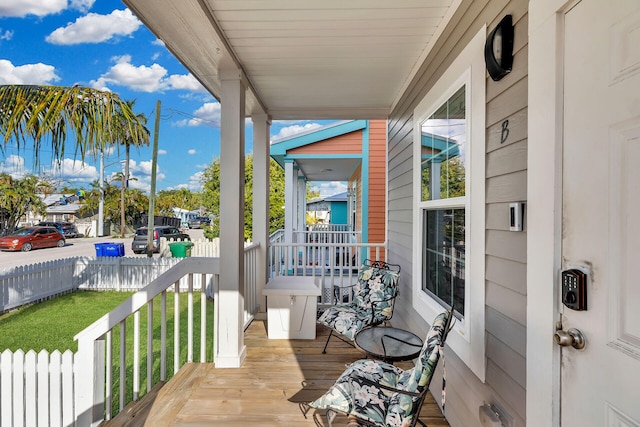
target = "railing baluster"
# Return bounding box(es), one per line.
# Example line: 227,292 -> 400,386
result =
187,274 -> 193,363
133,310 -> 140,401
161,291 -> 166,382
105,331 -> 112,420
174,281 -> 180,374
119,320 -> 126,412
147,301 -> 153,393
200,274 -> 206,363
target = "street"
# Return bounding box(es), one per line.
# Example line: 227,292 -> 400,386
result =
0,229 -> 205,270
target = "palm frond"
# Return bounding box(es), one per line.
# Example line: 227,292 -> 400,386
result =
0,85 -> 149,166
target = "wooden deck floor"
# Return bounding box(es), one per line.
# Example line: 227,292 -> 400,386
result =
103,321 -> 449,426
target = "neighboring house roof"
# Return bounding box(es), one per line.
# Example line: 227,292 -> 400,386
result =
307,192 -> 348,212
270,120 -> 369,182
46,204 -> 81,214
40,193 -> 80,206
308,191 -> 348,205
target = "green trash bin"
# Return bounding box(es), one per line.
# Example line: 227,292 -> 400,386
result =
169,241 -> 194,258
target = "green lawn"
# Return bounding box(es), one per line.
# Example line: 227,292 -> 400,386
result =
0,291 -> 133,351
0,290 -> 215,415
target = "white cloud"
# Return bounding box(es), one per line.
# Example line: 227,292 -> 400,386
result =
125,159 -> 166,193
158,149 -> 167,155
0,0 -> 94,17
46,9 -> 141,45
91,56 -> 205,94
166,74 -> 206,92
69,0 -> 94,12
0,155 -> 27,178
130,159 -> 153,176
272,123 -> 323,141
188,149 -> 196,155
0,0 -> 67,17
0,29 -> 13,41
92,56 -> 167,92
170,171 -> 204,192
0,59 -> 59,84
308,181 -> 347,197
175,102 -> 221,127
47,158 -> 97,183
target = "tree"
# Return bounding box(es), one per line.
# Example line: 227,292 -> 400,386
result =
78,179 -> 148,233
421,156 -> 466,200
112,99 -> 150,189
0,174 -> 47,233
200,155 -> 285,241
156,189 -> 201,217
0,85 -> 147,167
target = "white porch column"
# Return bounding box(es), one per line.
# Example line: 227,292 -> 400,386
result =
252,112 -> 270,314
216,68 -> 247,368
297,174 -> 307,235
284,160 -> 295,244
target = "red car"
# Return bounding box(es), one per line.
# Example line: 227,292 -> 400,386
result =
0,226 -> 66,252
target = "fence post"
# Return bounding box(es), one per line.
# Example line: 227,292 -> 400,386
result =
75,336 -> 105,427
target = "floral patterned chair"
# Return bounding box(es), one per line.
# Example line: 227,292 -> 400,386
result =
317,259 -> 401,353
308,309 -> 454,427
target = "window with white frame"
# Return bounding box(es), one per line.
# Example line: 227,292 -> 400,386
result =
412,28 -> 486,380
420,85 -> 467,313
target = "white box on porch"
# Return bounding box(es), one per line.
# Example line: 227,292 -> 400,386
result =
263,276 -> 321,339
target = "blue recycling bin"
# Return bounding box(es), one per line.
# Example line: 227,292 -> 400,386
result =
95,242 -> 125,257
94,242 -> 111,256
104,242 -> 125,257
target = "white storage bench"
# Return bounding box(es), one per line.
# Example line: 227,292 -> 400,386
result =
262,276 -> 321,339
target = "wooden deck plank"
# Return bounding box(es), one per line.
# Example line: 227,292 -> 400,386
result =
102,321 -> 449,427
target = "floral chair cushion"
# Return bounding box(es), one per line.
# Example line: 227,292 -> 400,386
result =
403,312 -> 449,392
310,311 -> 451,427
317,263 -> 400,340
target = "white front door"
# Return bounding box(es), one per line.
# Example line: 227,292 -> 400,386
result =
561,0 -> 640,425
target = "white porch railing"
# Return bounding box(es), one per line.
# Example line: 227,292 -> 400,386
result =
268,241 -> 387,306
0,243 -> 261,426
74,257 -> 219,426
294,229 -> 361,245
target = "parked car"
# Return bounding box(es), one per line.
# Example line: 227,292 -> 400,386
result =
36,221 -> 81,238
187,216 -> 211,229
0,226 -> 66,252
131,225 -> 190,254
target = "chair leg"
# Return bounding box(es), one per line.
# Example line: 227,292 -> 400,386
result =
326,409 -> 337,427
322,330 -> 334,353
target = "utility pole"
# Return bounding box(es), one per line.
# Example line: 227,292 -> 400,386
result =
98,149 -> 104,237
146,100 -> 161,257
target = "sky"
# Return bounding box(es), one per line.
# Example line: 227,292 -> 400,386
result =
0,0 -> 343,195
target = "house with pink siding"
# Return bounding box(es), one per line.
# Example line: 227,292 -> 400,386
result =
270,119 -> 388,248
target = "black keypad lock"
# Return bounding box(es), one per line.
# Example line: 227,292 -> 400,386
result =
561,269 -> 587,311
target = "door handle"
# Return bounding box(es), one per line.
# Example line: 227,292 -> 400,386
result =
554,325 -> 585,350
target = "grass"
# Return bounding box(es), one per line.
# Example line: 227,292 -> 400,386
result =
0,290 -> 215,416
0,291 -> 133,352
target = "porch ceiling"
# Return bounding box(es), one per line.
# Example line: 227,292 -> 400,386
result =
296,157 -> 360,182
121,0 -> 460,120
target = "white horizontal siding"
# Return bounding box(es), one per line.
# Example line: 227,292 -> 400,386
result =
387,0 -> 529,425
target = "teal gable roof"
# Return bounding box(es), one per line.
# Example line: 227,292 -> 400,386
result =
270,120 -> 368,168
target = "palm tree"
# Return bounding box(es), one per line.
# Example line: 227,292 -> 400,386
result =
113,99 -> 150,189
0,85 -> 147,167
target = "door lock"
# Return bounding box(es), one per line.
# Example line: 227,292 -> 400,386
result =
554,324 -> 585,350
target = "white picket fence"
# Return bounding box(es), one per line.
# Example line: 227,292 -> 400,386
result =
1,349 -> 75,427
0,238 -> 225,314
0,239 -> 260,426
